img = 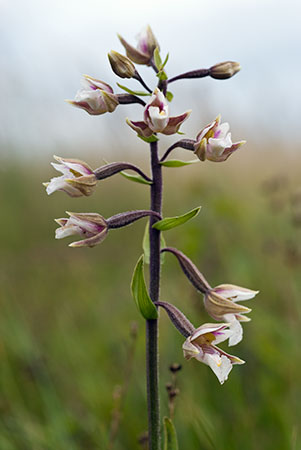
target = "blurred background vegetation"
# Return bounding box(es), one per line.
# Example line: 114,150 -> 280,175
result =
0,148 -> 300,450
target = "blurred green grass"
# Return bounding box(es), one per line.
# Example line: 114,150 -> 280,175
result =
0,152 -> 300,450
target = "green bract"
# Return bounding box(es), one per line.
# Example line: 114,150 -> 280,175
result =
120,171 -> 152,185
131,255 -> 158,319
152,206 -> 201,231
160,159 -> 198,167
163,417 -> 179,450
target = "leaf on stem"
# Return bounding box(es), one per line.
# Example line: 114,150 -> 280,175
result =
120,171 -> 152,185
142,222 -> 166,264
131,255 -> 158,319
163,417 -> 179,450
152,206 -> 201,231
117,82 -> 151,97
160,159 -> 198,168
166,91 -> 173,102
153,47 -> 162,70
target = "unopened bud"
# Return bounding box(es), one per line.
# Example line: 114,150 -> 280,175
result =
108,50 -> 136,79
209,61 -> 241,80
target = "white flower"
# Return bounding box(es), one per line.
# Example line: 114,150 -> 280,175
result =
43,155 -> 96,197
67,75 -> 118,115
127,88 -> 191,137
55,212 -> 108,248
194,115 -> 246,162
204,284 -> 259,346
183,323 -> 244,384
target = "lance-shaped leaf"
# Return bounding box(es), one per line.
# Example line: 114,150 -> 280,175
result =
131,255 -> 158,319
160,159 -> 198,167
142,222 -> 166,264
152,206 -> 201,231
153,47 -> 162,70
163,417 -> 179,450
117,82 -> 151,97
120,171 -> 152,185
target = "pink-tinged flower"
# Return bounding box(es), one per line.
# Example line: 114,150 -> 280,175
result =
55,212 -> 108,248
194,115 -> 246,162
126,88 -> 191,137
118,25 -> 159,65
183,323 -> 244,384
67,75 -> 119,115
43,155 -> 97,197
204,284 -> 259,346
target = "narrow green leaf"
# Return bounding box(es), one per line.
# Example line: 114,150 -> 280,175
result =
163,417 -> 179,450
166,91 -> 173,102
152,206 -> 201,231
138,134 -> 159,143
161,53 -> 169,69
142,222 -> 166,265
153,47 -> 162,70
131,255 -> 158,319
117,82 -> 151,97
176,130 -> 185,135
160,159 -> 199,168
120,171 -> 152,185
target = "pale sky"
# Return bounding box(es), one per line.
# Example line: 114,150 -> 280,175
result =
1,0 -> 300,157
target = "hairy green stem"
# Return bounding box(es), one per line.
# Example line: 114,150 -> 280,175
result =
146,140 -> 162,450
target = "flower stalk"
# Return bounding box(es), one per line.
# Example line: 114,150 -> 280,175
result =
147,140 -> 162,450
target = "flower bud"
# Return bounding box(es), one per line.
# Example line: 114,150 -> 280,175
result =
118,25 -> 159,66
108,51 -> 136,79
209,61 -> 241,80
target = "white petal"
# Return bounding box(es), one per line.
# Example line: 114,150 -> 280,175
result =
224,314 -> 243,346
203,353 -> 232,384
148,106 -> 169,132
51,162 -> 71,176
215,284 -> 259,302
215,122 -> 230,139
182,338 -> 200,360
191,323 -> 229,341
55,224 -> 81,239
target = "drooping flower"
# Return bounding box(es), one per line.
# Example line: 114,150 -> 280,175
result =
67,75 -> 119,115
43,155 -> 97,197
194,115 -> 246,162
205,284 -> 259,346
118,25 -> 159,65
183,323 -> 245,384
55,212 -> 108,248
127,88 -> 191,137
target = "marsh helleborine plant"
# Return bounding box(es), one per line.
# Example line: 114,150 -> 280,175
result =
44,25 -> 258,450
